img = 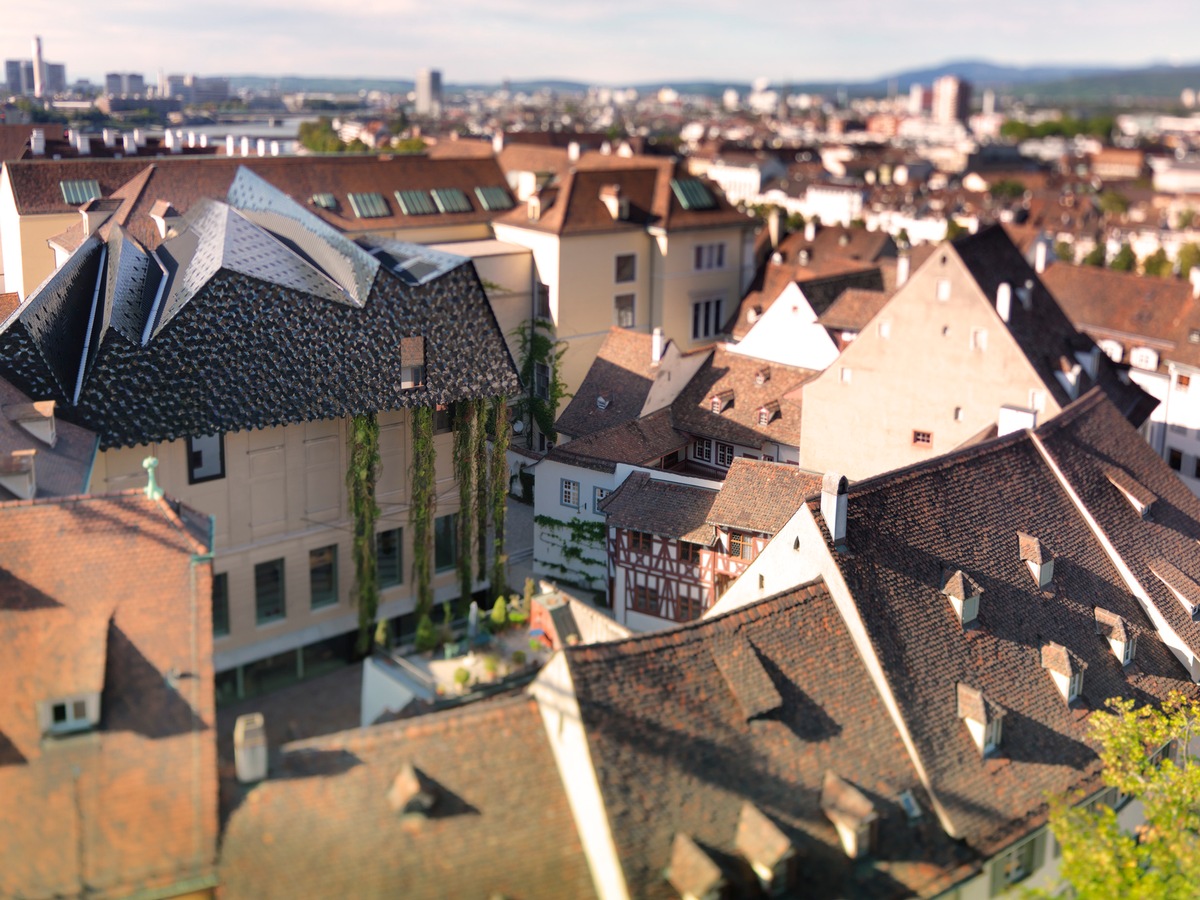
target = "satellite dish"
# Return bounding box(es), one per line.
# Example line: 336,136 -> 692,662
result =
512,420 -> 525,434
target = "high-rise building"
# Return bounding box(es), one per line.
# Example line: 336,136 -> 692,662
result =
44,63 -> 66,95
415,68 -> 442,117
31,36 -> 44,98
105,72 -> 147,96
931,75 -> 972,124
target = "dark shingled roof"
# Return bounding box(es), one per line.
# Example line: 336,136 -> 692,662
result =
0,376 -> 97,498
707,458 -> 822,534
0,491 -> 216,899
817,287 -> 891,332
0,168 -> 519,449
218,694 -> 597,900
565,582 -> 977,899
599,471 -> 718,544
545,407 -> 689,473
556,328 -> 662,439
810,405 -> 1199,855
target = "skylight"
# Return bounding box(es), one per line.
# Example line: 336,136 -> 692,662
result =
310,192 -> 337,210
395,190 -> 436,216
60,179 -> 101,205
430,187 -> 472,214
347,192 -> 390,218
474,185 -> 514,211
670,178 -> 717,211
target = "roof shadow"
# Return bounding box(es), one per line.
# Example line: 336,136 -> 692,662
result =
0,566 -> 62,610
102,621 -> 209,740
0,729 -> 25,766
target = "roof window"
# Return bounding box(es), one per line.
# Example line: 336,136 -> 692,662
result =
1104,466 -> 1156,519
941,568 -> 982,627
670,177 -> 717,211
1150,559 -> 1200,618
757,401 -> 780,427
1018,532 -> 1054,589
394,189 -> 437,216
709,633 -> 781,721
60,179 -> 101,205
39,693 -> 99,736
1095,607 -> 1136,665
1041,642 -> 1086,703
474,185 -> 514,211
310,192 -> 338,210
821,770 -> 878,859
347,192 -> 390,218
957,683 -> 1004,755
711,389 -> 734,414
667,832 -> 725,900
430,187 -> 472,214
735,803 -> 794,895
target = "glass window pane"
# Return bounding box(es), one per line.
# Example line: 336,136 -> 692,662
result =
254,559 -> 286,625
212,572 -> 230,637
377,528 -> 403,587
435,513 -> 457,573
309,545 -> 338,609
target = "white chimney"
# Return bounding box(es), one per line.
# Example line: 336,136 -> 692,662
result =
527,192 -> 542,222
233,712 -> 268,783
226,134 -> 236,156
492,132 -> 505,153
164,129 -> 180,153
599,184 -> 624,220
269,140 -> 279,156
123,133 -> 138,154
767,206 -> 782,249
102,128 -> 117,148
240,136 -> 251,157
568,141 -> 581,162
652,327 -> 663,364
896,249 -> 910,287
199,134 -> 209,148
1035,239 -> 1048,274
804,219 -> 817,242
257,138 -> 267,157
29,129 -> 45,156
1191,266 -> 1200,300
187,131 -> 197,148
133,128 -> 145,147
820,472 -> 848,548
31,36 -> 44,99
996,282 -> 1012,322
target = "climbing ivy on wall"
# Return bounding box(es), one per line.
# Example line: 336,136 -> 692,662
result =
453,399 -> 476,606
473,396 -> 490,582
410,406 -> 436,618
533,514 -> 606,589
490,394 -> 510,597
347,413 -> 380,653
512,319 -> 570,447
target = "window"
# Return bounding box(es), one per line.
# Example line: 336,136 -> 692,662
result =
676,593 -> 704,622
954,406 -> 964,422
400,365 -> 425,389
997,836 -> 1036,887
1178,375 -> 1192,392
534,362 -> 551,400
212,573 -> 230,638
840,366 -> 852,384
347,192 -> 389,218
671,178 -> 716,210
691,297 -> 724,341
377,528 -> 403,587
629,531 -> 653,552
877,320 -> 891,339
1194,457 -> 1200,479
984,717 -> 1003,754
1123,633 -> 1137,665
430,187 -> 472,214
394,189 -> 437,216
615,253 -> 636,283
535,282 -> 551,320
693,438 -> 712,462
1130,347 -> 1159,370
309,545 -> 338,610
47,697 -> 93,735
913,430 -> 933,446
255,559 -> 286,625
1068,670 -> 1083,702
61,179 -> 102,205
474,185 -> 514,211
615,293 -> 635,328
433,405 -> 453,434
679,542 -> 701,564
728,532 -> 750,559
593,486 -> 610,509
694,242 -> 726,270
1170,448 -> 1183,471
716,442 -> 735,467
971,328 -> 988,351
434,514 -> 457,572
187,433 -> 225,484
936,279 -> 951,301
561,479 -> 580,508
310,192 -> 337,210
630,584 -> 660,615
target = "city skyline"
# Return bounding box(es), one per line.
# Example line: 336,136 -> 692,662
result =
3,0 -> 1196,87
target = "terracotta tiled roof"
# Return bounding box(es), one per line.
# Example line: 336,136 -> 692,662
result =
545,407 -> 688,472
556,328 -> 659,439
0,491 -> 216,899
219,694 -> 597,900
809,405 -> 1199,855
817,287 -> 890,332
564,582 -> 978,898
599,471 -> 718,544
707,458 -> 821,534
0,376 -> 96,498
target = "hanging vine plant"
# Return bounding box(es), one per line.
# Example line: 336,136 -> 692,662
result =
511,320 -> 570,447
347,412 -> 380,653
490,393 -> 510,597
473,396 -> 489,583
410,405 -> 436,618
453,399 -> 476,607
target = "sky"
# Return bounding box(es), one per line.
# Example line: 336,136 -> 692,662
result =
2,0 -> 1196,86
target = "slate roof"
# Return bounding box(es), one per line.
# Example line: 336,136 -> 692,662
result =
0,168 -> 519,449
0,491 -> 216,899
564,582 -> 978,899
0,376 -> 97,498
810,411 -> 1199,855
599,471 -> 718,544
671,347 -> 816,449
1035,389 -> 1200,669
218,694 -> 597,900
707,458 -> 822,534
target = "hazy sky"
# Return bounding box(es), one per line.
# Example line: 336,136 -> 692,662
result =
3,1 -> 1195,85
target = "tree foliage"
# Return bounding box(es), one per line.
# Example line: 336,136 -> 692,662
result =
410,406 -> 436,618
999,115 -> 1115,142
1177,243 -> 1200,280
347,413 -> 380,653
1098,190 -> 1131,216
1110,243 -> 1137,272
1143,248 -> 1172,278
1083,244 -> 1107,267
1040,692 -> 1200,899
489,395 -> 510,598
989,178 -> 1027,200
511,319 -> 570,446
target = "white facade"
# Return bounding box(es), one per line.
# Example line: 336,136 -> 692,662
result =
726,281 -> 840,371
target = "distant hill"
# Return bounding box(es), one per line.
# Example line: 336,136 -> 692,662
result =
1019,64 -> 1200,101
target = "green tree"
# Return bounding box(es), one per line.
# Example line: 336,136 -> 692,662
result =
1039,692 -> 1200,899
1143,248 -> 1172,278
1098,190 -> 1130,216
1054,241 -> 1074,263
946,219 -> 967,241
1177,243 -> 1200,279
1083,244 -> 1107,267
347,413 -> 380,653
1110,243 -> 1137,272
989,178 -> 1026,200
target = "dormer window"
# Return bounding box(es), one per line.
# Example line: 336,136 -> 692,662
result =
711,390 -> 734,414
1041,642 -> 1086,704
1105,466 -> 1156,519
667,832 -> 725,900
757,401 -> 780,427
941,568 -> 982,627
39,694 -> 100,736
1018,532 -> 1054,589
957,683 -> 1004,755
1095,607 -> 1137,665
1150,559 -> 1200,619
755,368 -> 770,386
735,803 -> 794,895
820,770 -> 878,859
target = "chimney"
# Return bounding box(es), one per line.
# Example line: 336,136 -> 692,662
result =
568,140 -> 581,162
257,138 -> 267,157
387,762 -> 439,820
492,131 -> 505,153
996,282 -> 1012,322
200,134 -> 209,148
31,36 -> 44,99
599,184 -> 626,220
820,472 -> 848,548
133,128 -> 146,147
767,206 -> 782,249
1035,238 -> 1048,274
226,134 -> 236,156
29,128 -> 45,156
1017,279 -> 1034,310
0,449 -> 37,500
102,128 -> 117,148
75,131 -> 90,155
233,712 -> 268,783
269,140 -> 279,156
8,400 -> 56,447
527,191 -> 542,222
1191,266 -> 1200,300
652,327 -> 663,364
240,136 -> 251,157
149,200 -> 181,240
143,456 -> 164,500
804,219 -> 817,242
81,199 -> 113,237
165,129 -> 181,154
896,247 -> 910,287
123,133 -> 138,154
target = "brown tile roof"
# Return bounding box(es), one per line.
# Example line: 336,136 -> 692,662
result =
810,412 -> 1199,855
545,407 -> 689,473
0,376 -> 96,498
556,328 -> 659,439
0,490 -> 216,899
817,287 -> 890,332
0,124 -> 66,162
218,694 -> 597,900
707,458 -> 822,534
671,347 -> 816,449
599,471 -> 718,544
564,582 -> 978,899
